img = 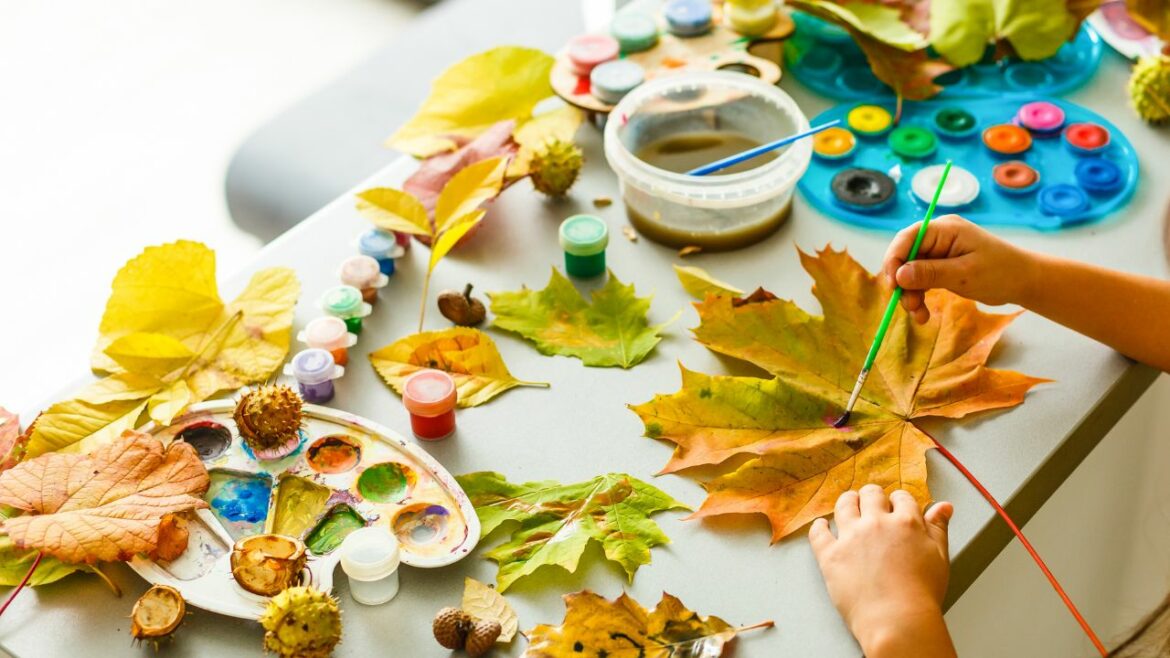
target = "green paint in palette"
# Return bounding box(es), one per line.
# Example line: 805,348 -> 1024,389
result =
357,462 -> 414,504
305,504 -> 366,555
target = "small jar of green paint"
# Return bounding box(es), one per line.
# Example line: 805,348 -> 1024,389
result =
559,214 -> 609,278
320,285 -> 373,335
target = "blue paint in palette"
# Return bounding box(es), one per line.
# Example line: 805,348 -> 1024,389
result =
206,470 -> 273,540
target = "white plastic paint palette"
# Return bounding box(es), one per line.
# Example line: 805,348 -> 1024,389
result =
129,400 -> 479,619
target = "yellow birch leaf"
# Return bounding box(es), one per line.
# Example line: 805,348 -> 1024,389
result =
73,372 -> 164,405
462,577 -> 518,642
673,265 -> 745,299
27,398 -> 148,457
369,328 -> 547,408
148,380 -> 192,426
103,332 -> 195,378
434,156 -> 509,234
429,212 -> 486,274
354,188 -> 433,237
509,106 -> 586,178
387,47 -> 556,158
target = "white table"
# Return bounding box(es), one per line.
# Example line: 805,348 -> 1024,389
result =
4,36 -> 1169,658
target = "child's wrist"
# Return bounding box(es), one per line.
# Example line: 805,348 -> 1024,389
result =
851,600 -> 947,657
1009,247 -> 1044,308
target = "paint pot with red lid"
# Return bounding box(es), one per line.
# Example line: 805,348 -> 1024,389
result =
567,34 -> 619,76
402,370 -> 458,441
1064,122 -> 1111,155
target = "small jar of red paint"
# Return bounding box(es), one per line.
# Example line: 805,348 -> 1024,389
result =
284,348 -> 345,404
339,255 -> 389,304
402,370 -> 458,441
297,316 -> 357,366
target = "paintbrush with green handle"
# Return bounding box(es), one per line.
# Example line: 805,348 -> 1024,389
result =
832,160 -> 953,428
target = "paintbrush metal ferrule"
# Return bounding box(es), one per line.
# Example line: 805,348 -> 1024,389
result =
834,368 -> 869,427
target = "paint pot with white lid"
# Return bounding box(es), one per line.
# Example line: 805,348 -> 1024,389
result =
339,526 -> 401,605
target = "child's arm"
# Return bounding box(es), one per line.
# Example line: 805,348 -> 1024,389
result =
810,485 -> 957,658
883,215 -> 1170,372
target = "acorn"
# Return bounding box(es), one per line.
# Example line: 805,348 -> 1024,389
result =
437,284 -> 486,326
465,620 -> 502,657
1129,54 -> 1170,124
433,606 -> 472,650
529,139 -> 584,197
233,385 -> 304,460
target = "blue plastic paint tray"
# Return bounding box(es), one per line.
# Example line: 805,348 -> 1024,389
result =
798,97 -> 1139,231
784,13 -> 1103,101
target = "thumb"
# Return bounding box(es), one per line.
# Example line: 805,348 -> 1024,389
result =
896,259 -> 964,293
924,501 -> 953,556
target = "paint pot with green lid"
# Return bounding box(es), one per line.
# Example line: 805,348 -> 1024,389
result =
320,285 -> 373,335
559,214 -> 609,278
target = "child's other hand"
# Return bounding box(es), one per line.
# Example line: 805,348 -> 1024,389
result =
882,214 -> 1033,323
810,485 -> 955,657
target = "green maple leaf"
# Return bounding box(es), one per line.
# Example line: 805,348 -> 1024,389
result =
488,269 -> 673,368
456,471 -> 690,591
929,0 -> 1088,67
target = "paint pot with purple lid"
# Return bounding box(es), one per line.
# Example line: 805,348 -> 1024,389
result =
339,526 -> 401,605
339,255 -> 390,304
297,317 -> 357,367
284,349 -> 345,404
320,285 -> 373,335
358,229 -> 405,276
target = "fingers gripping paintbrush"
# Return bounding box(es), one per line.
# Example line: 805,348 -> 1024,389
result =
832,160 -> 953,428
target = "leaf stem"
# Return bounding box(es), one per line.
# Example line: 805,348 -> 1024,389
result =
735,620 -> 775,633
0,551 -> 42,619
173,310 -> 245,383
418,272 -> 432,333
89,563 -> 122,597
926,431 -> 1107,657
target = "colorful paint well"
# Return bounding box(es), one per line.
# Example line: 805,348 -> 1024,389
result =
610,12 -> 658,53
933,107 -> 978,139
590,60 -> 645,104
402,370 -> 458,441
983,124 -> 1033,156
1064,122 -> 1111,154
664,0 -> 713,36
888,126 -> 937,159
1016,101 -> 1066,133
339,255 -> 390,305
567,34 -> 620,76
284,348 -> 345,404
392,503 -> 459,552
992,161 -> 1041,194
912,164 -> 980,208
559,214 -> 609,278
358,229 -> 404,276
207,470 -> 273,540
831,168 -> 896,211
812,127 -> 856,160
305,504 -> 366,555
306,435 -> 363,474
357,462 -> 415,504
846,104 -> 892,136
271,474 -> 332,539
297,316 -> 357,367
176,422 -> 232,461
320,285 -> 372,335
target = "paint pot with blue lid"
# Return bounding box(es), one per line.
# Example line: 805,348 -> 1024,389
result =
664,0 -> 713,36
320,285 -> 373,335
284,348 -> 345,404
1038,184 -> 1090,218
611,13 -> 659,53
1074,158 -> 1123,194
559,214 -> 609,278
591,60 -> 645,104
358,229 -> 405,276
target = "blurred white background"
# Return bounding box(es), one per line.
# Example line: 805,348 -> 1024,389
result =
0,0 -> 420,413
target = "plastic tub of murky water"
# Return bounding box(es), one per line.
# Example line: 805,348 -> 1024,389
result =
604,71 -> 811,250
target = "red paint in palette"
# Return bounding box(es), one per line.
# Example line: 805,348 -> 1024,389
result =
402,370 -> 458,441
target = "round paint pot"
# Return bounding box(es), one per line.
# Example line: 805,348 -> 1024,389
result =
1004,62 -> 1054,91
358,229 -> 405,276
992,161 -> 1041,195
888,126 -> 937,159
339,526 -> 401,606
284,348 -> 345,404
982,124 -> 1033,157
831,168 -> 896,212
611,12 -> 659,53
402,370 -> 458,441
727,1 -> 778,36
567,34 -> 620,76
320,285 -> 373,335
911,164 -> 979,208
812,127 -> 856,160
1016,101 -> 1065,134
1064,122 -> 1111,155
297,316 -> 357,367
1038,183 -> 1091,218
590,60 -> 645,104
339,255 -> 389,305
846,104 -> 893,137
932,107 -> 978,139
1074,158 -> 1123,194
797,47 -> 843,80
559,214 -> 609,278
664,0 -> 713,36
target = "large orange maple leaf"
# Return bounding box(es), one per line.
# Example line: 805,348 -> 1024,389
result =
630,247 -> 1049,542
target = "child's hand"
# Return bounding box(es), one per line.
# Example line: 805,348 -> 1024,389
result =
882,214 -> 1034,323
810,485 -> 956,658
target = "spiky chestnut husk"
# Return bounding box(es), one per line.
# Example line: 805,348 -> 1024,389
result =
529,139 -> 583,197
434,606 -> 472,649
234,385 -> 303,459
130,584 -> 185,642
466,619 -> 502,657
1129,55 -> 1170,124
260,586 -> 342,658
